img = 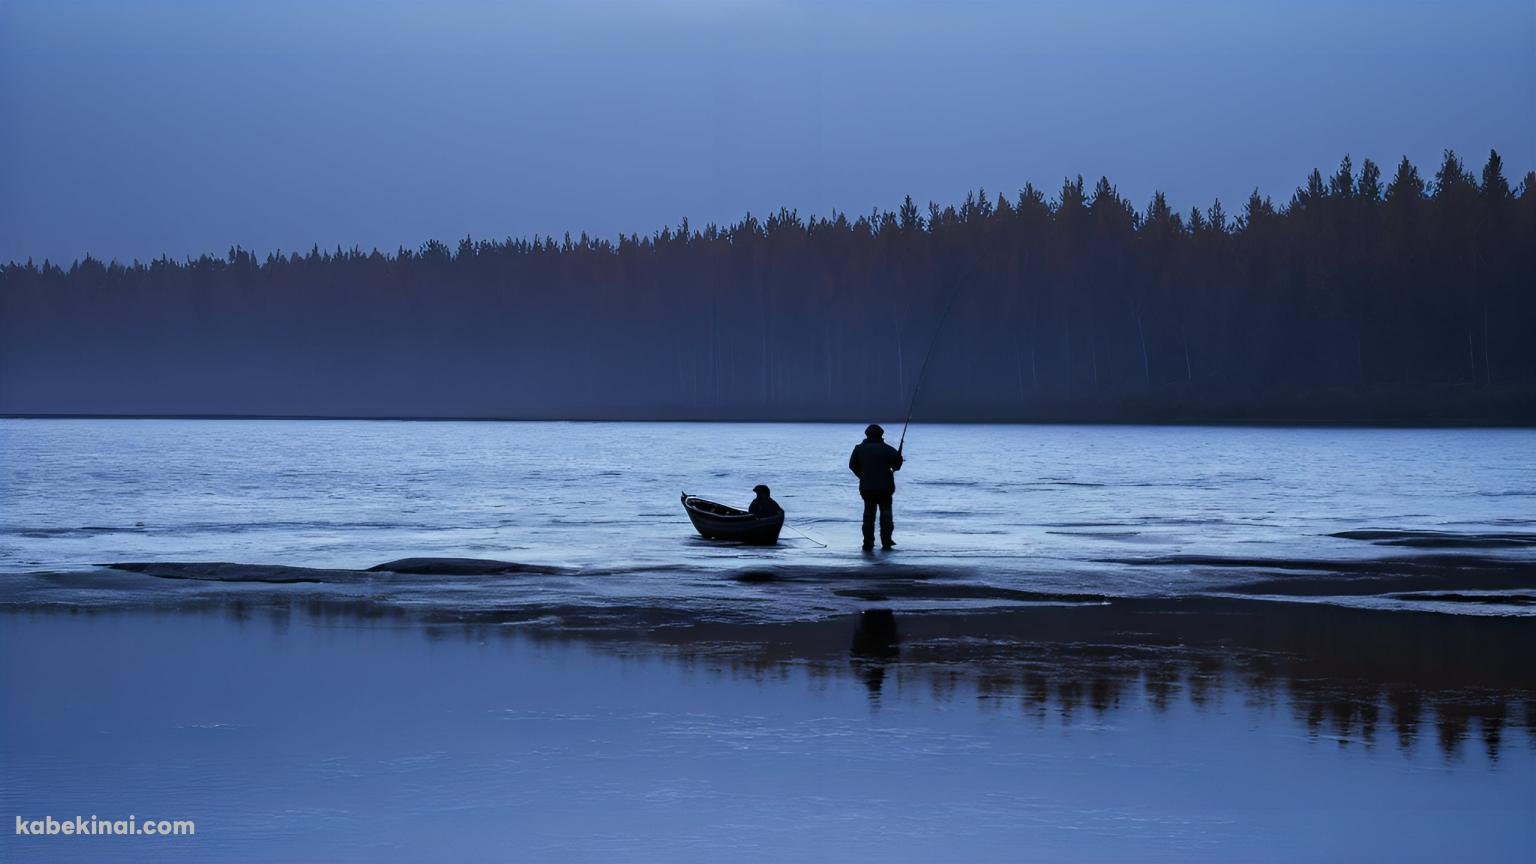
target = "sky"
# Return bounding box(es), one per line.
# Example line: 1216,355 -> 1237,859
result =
2,0 -> 1533,265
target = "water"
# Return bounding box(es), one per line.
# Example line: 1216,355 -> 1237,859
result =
2,610 -> 1533,863
3,420 -> 1533,860
1,420 -> 1533,619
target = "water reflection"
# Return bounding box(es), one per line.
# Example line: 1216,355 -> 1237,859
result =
849,608 -> 900,702
19,594 -> 1536,763
594,599 -> 1534,762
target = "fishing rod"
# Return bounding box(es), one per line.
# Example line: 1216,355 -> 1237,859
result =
897,266 -> 975,454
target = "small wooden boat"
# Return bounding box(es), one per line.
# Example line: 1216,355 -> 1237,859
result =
681,492 -> 784,545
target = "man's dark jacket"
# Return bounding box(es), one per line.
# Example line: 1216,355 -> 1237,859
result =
849,438 -> 903,495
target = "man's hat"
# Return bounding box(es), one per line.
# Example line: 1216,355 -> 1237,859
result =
865,424 -> 884,439
753,484 -> 770,495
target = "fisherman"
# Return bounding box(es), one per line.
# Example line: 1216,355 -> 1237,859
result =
748,484 -> 783,517
848,424 -> 903,550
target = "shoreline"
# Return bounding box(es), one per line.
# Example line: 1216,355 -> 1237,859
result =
6,547 -> 1534,621
7,550 -> 1531,762
5,413 -> 1536,429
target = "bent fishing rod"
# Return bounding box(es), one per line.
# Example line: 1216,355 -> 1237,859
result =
897,263 -> 979,455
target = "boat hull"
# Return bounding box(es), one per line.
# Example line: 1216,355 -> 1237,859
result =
681,493 -> 784,545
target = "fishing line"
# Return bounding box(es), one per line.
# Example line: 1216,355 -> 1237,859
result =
784,522 -> 829,548
898,266 -> 975,454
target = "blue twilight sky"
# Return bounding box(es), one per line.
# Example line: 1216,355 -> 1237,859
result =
2,0 -> 1533,265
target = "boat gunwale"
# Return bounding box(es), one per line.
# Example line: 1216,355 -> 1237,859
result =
681,492 -> 785,544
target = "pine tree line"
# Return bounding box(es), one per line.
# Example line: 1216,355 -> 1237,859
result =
2,150 -> 1532,421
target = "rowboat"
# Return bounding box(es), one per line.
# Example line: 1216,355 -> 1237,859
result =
680,492 -> 784,545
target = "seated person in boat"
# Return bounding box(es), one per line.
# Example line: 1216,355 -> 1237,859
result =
748,484 -> 783,517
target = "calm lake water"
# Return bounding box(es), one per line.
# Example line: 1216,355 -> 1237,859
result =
2,610 -> 1533,863
2,419 -> 1533,618
2,420 -> 1533,861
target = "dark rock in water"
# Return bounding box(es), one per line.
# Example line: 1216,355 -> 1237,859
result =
1196,552 -> 1536,597
835,584 -> 1109,604
1112,552 -> 1536,573
1388,592 -> 1536,606
106,558 -> 568,583
106,562 -> 368,584
366,558 -> 565,576
728,564 -> 953,584
1331,529 -> 1536,549
851,608 -> 900,658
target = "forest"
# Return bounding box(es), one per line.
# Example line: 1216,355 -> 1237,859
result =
2,150 -> 1533,422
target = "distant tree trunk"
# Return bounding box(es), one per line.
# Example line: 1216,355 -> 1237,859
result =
710,291 -> 719,405
823,323 -> 833,402
760,324 -> 769,404
1482,305 -> 1492,385
1181,323 -> 1192,382
1355,329 -> 1364,384
1089,323 -> 1100,390
1132,296 -> 1150,387
676,343 -> 689,401
1064,320 -> 1073,386
760,293 -> 770,404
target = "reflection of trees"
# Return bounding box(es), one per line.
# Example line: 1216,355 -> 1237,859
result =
33,594 -> 1532,762
612,598 -> 1534,762
402,597 -> 1536,760
901,646 -> 1523,763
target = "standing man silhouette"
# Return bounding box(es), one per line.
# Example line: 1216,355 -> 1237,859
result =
849,424 -> 903,550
